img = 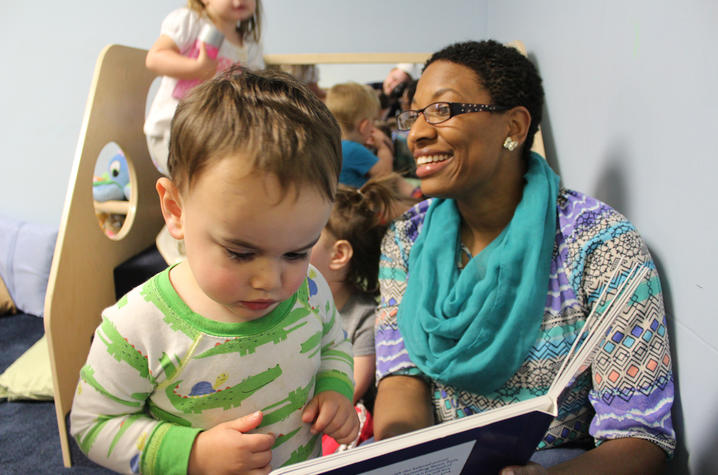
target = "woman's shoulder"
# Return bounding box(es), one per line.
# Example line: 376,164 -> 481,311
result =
556,187 -> 654,277
556,187 -> 636,236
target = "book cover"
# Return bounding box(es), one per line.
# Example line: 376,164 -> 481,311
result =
273,399 -> 555,475
272,261 -> 646,475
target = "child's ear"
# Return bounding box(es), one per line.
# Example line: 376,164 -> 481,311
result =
156,177 -> 185,240
329,239 -> 353,271
357,118 -> 372,137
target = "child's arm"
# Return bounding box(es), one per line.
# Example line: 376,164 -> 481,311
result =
146,34 -> 218,81
70,318 -> 202,473
352,354 -> 375,404
303,271 -> 360,443
366,128 -> 394,178
301,391 -> 359,444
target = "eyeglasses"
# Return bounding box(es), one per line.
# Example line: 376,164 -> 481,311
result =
396,102 -> 507,131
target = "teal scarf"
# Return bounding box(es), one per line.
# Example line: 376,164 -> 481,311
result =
398,152 -> 559,394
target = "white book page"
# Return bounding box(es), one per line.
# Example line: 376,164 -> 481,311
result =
549,263 -> 648,399
362,440 -> 475,475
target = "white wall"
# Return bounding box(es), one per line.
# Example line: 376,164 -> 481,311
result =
0,0 -> 488,227
487,1 -> 717,473
2,1 -> 715,473
0,2 -> 178,226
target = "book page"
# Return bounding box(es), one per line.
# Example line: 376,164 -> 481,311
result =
363,440 -> 475,475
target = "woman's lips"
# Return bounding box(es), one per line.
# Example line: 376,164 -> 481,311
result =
415,154 -> 452,178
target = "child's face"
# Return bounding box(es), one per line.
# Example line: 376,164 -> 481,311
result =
358,117 -> 376,144
203,0 -> 256,23
176,155 -> 332,323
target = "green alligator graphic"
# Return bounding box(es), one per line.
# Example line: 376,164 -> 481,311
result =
259,378 -> 314,428
166,365 -> 282,413
98,318 -> 155,384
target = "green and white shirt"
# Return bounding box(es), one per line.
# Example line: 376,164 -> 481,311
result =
71,265 -> 354,474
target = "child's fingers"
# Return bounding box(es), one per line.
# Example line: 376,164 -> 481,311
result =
307,399 -> 337,434
330,412 -> 360,444
225,410 -> 264,433
301,398 -> 319,425
243,432 -> 277,452
244,446 -> 273,470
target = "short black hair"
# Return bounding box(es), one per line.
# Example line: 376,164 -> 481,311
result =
425,40 -> 544,160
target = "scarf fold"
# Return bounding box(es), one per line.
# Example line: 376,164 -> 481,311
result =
398,152 -> 559,394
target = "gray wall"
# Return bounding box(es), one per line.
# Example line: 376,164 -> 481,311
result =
486,2 -> 716,472
1,1 -> 715,473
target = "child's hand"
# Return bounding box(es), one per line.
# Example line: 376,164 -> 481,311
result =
302,391 -> 360,445
366,128 -> 394,154
188,411 -> 276,475
194,42 -> 219,80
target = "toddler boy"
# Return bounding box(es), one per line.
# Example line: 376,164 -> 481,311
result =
326,82 -> 418,198
71,69 -> 358,474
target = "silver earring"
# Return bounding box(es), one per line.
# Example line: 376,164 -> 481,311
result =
503,137 -> 518,151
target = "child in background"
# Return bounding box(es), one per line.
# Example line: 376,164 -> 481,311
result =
326,82 -> 418,198
278,64 -> 326,100
369,63 -> 413,120
311,174 -> 416,454
144,0 -> 264,175
71,69 -> 358,474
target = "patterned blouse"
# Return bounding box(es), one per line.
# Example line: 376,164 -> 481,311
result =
375,189 -> 676,455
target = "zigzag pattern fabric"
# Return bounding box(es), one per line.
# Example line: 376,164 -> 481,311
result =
375,189 -> 676,455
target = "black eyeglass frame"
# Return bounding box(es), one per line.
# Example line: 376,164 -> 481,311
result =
396,102 -> 508,131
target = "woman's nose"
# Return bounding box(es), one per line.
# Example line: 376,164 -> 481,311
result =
407,112 -> 436,148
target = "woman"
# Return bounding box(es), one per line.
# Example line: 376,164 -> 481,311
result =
372,40 -> 675,473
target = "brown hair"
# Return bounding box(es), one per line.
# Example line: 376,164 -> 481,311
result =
325,82 -> 380,134
168,67 -> 342,201
326,174 -> 416,296
187,0 -> 262,43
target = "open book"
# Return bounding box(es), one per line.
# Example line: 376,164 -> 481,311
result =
270,260 -> 648,475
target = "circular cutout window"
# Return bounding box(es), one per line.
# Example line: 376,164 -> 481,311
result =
92,142 -> 136,240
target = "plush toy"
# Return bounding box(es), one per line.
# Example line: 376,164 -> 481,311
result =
93,153 -> 131,202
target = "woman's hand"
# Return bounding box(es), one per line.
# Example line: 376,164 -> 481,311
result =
501,438 -> 666,475
302,391 -> 360,444
188,411 -> 275,475
500,462 -> 547,475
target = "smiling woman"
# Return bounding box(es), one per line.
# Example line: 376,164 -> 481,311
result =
372,40 -> 675,475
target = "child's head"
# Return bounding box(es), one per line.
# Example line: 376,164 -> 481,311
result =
168,67 -> 341,200
325,82 -> 380,141
159,68 -> 341,322
311,174 -> 412,298
188,0 -> 262,42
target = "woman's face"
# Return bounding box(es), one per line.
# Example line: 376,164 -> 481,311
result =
407,60 -> 511,200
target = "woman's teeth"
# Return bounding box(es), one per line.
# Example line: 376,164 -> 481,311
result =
416,155 -> 450,166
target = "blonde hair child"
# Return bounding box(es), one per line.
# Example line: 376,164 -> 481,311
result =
144,0 -> 264,175
326,82 -> 420,198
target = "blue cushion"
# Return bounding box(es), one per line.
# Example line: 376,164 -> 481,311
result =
0,216 -> 57,317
